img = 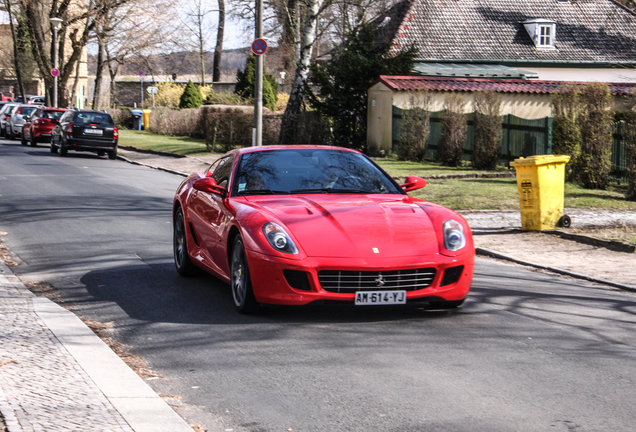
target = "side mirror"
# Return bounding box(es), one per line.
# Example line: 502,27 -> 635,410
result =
193,177 -> 227,198
400,175 -> 427,192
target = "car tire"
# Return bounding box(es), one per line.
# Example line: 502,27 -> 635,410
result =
108,149 -> 117,160
173,207 -> 200,277
231,236 -> 259,314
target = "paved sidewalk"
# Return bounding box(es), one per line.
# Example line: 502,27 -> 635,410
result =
0,260 -> 193,432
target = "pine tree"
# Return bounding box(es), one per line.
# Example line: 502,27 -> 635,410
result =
179,80 -> 203,109
234,55 -> 278,111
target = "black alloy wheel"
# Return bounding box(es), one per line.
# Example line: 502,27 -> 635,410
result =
231,236 -> 259,314
173,207 -> 199,277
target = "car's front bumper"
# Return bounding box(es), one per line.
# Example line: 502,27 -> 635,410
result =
246,250 -> 475,306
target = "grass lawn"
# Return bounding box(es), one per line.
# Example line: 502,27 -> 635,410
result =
119,130 -> 209,156
117,130 -> 635,211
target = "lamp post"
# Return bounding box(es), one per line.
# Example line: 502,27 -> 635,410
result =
49,17 -> 63,108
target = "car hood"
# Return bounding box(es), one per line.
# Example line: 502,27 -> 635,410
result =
242,195 -> 440,258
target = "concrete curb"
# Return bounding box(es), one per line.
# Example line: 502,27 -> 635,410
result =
0,260 -> 194,432
476,246 -> 636,293
118,146 -> 187,159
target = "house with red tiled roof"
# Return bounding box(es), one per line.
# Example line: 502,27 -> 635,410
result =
367,0 -> 636,155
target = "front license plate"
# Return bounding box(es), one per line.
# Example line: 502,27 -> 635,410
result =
84,128 -> 103,135
355,290 -> 406,306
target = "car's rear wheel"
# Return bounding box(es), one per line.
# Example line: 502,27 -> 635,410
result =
173,207 -> 199,277
108,149 -> 117,160
231,236 -> 259,314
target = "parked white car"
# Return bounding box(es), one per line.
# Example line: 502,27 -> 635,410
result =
6,104 -> 39,139
0,103 -> 16,138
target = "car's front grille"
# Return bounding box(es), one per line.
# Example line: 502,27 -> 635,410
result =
318,268 -> 436,293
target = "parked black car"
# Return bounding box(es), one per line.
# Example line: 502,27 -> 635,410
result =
50,109 -> 118,159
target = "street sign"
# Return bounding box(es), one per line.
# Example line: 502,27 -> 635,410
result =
51,68 -> 60,77
251,38 -> 268,55
146,86 -> 158,94
139,71 -> 145,77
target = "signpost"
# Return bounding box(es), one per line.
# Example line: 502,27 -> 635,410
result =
146,86 -> 158,107
252,0 -> 264,147
139,71 -> 145,107
50,69 -> 60,77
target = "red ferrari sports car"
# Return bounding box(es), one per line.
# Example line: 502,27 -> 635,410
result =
173,146 -> 475,313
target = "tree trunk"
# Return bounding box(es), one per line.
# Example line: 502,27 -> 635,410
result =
92,35 -> 106,109
212,0 -> 224,82
280,0 -> 324,144
5,0 -> 26,101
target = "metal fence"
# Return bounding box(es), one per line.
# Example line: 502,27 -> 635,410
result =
612,121 -> 627,180
392,108 -> 552,165
392,107 -> 629,179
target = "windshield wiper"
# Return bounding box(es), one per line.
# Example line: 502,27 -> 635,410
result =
239,189 -> 290,195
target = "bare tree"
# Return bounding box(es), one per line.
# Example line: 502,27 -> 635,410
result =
4,0 -> 26,100
19,0 -> 136,107
178,0 -> 218,85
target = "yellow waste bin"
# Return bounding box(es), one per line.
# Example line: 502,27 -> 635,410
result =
509,155 -> 571,231
142,109 -> 151,130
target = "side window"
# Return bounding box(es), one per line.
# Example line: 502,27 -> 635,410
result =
211,156 -> 235,188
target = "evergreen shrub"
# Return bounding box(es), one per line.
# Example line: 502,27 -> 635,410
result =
438,95 -> 467,167
472,91 -> 502,170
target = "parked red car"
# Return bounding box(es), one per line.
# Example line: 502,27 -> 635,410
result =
173,146 -> 475,314
21,107 -> 66,146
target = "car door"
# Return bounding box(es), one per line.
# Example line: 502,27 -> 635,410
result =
188,155 -> 235,275
53,110 -> 73,145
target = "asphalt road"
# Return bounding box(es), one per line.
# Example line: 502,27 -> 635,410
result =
1,138 -> 636,432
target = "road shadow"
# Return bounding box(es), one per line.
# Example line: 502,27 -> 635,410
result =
75,262 -> 460,326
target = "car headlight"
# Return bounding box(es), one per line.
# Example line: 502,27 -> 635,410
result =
443,220 -> 466,251
263,222 -> 298,254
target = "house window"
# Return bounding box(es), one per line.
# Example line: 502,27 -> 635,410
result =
539,25 -> 553,47
522,19 -> 556,50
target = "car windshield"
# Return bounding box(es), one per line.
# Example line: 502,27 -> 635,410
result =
42,111 -> 64,120
74,112 -> 113,125
21,107 -> 36,116
233,149 -> 403,196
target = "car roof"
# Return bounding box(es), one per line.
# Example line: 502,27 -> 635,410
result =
43,108 -> 66,112
232,145 -> 361,156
